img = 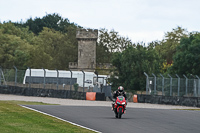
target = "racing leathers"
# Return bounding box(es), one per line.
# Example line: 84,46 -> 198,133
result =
112,90 -> 127,111
113,90 -> 127,100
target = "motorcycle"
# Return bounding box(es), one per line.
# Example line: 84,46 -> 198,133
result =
113,96 -> 127,118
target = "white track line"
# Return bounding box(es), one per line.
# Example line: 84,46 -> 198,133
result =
20,105 -> 101,133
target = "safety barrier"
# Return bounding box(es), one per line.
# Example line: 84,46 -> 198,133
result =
86,92 -> 105,101
0,85 -> 106,101
0,85 -> 86,100
133,94 -> 138,103
137,94 -> 200,107
86,92 -> 96,101
96,92 -> 106,101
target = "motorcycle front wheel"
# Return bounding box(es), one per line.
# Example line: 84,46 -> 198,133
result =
118,108 -> 122,119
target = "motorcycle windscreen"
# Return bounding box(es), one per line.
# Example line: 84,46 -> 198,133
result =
118,96 -> 124,101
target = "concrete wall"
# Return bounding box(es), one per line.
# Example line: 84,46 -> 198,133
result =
0,86 -> 86,100
0,85 -> 106,101
137,94 -> 200,107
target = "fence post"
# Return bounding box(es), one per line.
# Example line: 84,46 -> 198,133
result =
160,74 -> 164,96
168,74 -> 172,96
69,70 -> 72,92
196,75 -> 200,97
152,73 -> 156,95
13,66 -> 17,86
176,74 -> 180,96
82,70 -> 85,92
28,67 -> 31,88
144,72 -> 149,94
56,69 -> 59,90
190,74 -> 197,97
0,67 -> 7,86
193,76 -> 197,97
94,71 -> 98,82
42,68 -> 46,89
183,74 -> 188,96
0,67 -> 2,86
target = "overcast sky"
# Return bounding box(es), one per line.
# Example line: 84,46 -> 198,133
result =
1,0 -> 200,43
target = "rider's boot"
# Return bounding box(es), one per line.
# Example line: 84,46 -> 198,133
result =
111,103 -> 114,111
124,105 -> 126,113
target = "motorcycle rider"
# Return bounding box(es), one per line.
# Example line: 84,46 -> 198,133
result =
112,86 -> 127,111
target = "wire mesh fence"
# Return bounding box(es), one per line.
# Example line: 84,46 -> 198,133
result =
0,68 -> 86,92
144,72 -> 200,97
0,68 -> 111,96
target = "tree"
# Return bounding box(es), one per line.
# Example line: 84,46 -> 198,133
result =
15,13 -> 80,35
157,26 -> 188,65
29,27 -> 76,69
97,28 -> 133,63
110,44 -> 162,91
0,22 -> 33,69
168,32 -> 200,75
1,18 -> 79,70
1,21 -> 35,42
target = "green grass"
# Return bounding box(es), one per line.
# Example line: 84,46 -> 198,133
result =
2,100 -> 58,105
173,108 -> 200,111
0,101 -> 95,133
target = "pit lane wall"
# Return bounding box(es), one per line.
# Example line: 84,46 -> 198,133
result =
137,94 -> 200,107
0,85 -> 105,101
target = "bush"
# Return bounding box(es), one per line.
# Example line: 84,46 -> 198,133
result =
73,83 -> 79,92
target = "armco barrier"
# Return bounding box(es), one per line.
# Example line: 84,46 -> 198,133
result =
137,94 -> 200,107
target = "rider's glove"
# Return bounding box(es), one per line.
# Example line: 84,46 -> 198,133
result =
112,99 -> 116,102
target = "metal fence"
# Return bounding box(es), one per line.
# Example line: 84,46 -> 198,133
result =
93,85 -> 111,97
0,67 -> 111,94
144,72 -> 200,97
0,68 -> 76,90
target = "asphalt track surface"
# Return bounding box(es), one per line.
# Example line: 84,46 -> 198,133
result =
24,105 -> 200,133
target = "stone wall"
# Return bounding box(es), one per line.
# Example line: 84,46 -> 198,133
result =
69,29 -> 98,71
76,29 -> 98,39
78,39 -> 96,69
68,62 -> 78,69
77,29 -> 98,70
96,63 -> 113,69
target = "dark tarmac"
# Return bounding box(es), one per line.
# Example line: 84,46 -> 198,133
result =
24,105 -> 200,133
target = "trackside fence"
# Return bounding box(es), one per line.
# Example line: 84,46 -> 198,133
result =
144,72 -> 200,97
0,67 -> 111,95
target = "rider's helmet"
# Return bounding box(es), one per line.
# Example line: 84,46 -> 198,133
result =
118,86 -> 124,92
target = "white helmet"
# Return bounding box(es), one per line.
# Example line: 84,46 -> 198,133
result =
118,86 -> 124,92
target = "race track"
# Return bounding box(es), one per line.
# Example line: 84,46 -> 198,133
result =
23,105 -> 200,133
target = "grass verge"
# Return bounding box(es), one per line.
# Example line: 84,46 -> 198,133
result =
173,109 -> 200,111
0,101 -> 95,133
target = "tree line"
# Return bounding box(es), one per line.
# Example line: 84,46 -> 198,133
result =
0,13 -> 200,91
109,27 -> 200,92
